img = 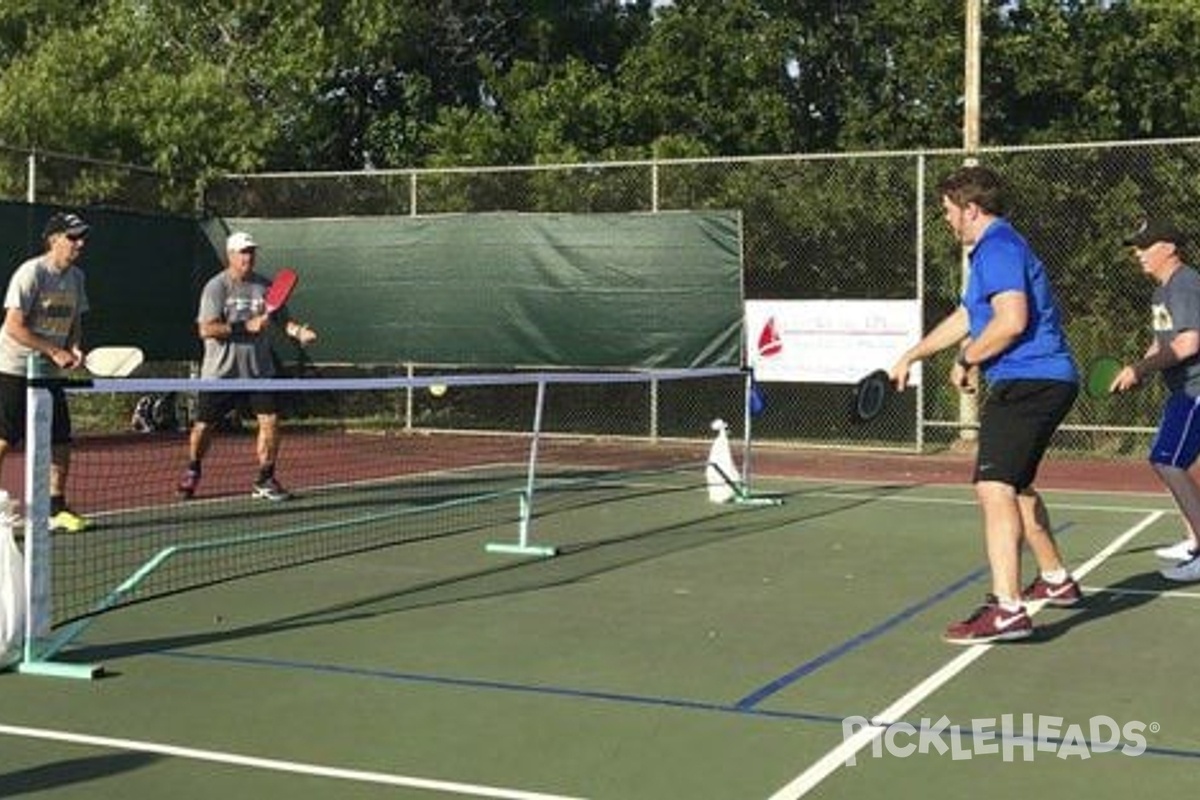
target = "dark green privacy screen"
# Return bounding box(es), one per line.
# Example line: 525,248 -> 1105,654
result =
0,205 -> 742,368
226,211 -> 744,368
0,201 -> 212,361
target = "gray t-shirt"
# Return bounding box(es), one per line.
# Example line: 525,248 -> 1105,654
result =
0,256 -> 89,377
197,271 -> 278,379
1152,263 -> 1200,396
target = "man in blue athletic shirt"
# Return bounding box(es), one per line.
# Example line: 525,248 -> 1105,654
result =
890,165 -> 1081,644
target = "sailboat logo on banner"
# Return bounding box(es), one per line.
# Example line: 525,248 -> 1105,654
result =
757,316 -> 783,360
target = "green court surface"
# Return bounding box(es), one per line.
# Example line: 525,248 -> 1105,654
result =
2,472 -> 1197,799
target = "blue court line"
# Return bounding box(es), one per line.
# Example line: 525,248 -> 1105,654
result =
733,566 -> 988,710
144,648 -> 1200,762
151,648 -> 847,725
731,520 -> 1076,710
133,563 -> 985,722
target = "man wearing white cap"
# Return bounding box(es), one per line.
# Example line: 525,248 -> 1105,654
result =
0,212 -> 93,532
177,231 -> 317,501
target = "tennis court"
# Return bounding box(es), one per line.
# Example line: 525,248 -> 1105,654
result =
2,433 -> 1198,799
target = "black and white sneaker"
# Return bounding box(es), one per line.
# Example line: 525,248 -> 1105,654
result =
252,477 -> 291,502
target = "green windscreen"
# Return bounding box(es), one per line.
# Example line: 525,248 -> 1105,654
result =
225,211 -> 744,368
0,201 -> 209,361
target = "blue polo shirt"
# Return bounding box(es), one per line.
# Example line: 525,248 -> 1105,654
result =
962,219 -> 1078,383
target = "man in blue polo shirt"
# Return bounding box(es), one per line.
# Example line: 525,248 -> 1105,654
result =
890,165 -> 1080,644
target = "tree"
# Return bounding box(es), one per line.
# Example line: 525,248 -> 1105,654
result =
4,0 -> 1200,186
988,0 -> 1200,142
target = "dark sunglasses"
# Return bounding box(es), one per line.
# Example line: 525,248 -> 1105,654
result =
65,233 -> 87,242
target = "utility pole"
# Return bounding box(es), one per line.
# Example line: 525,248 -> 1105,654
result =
959,0 -> 981,443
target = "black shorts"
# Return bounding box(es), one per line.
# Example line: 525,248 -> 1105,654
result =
975,379 -> 1078,490
195,391 -> 280,424
0,372 -> 72,446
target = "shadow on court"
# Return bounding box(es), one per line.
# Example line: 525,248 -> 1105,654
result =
1034,570 -> 1170,641
0,753 -> 160,797
67,481 -> 913,667
8,476 -> 1200,800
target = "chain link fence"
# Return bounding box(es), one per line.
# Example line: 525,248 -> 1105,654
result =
206,140 -> 1200,456
0,144 -> 187,213
6,139 -> 1199,456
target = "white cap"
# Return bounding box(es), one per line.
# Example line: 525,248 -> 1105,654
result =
226,231 -> 258,252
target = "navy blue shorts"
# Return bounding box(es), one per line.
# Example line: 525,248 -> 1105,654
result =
1149,392 -> 1200,468
974,379 -> 1078,490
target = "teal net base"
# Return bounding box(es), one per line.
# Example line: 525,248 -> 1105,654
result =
484,542 -> 558,557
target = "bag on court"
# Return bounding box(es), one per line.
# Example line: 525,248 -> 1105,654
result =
132,393 -> 178,433
1,495 -> 25,669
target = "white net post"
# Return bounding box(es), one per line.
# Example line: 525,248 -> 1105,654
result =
18,358 -> 102,679
733,370 -> 783,507
741,372 -> 755,491
22,376 -> 52,655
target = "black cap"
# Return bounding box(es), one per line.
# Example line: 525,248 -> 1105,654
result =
1123,218 -> 1185,248
42,212 -> 90,240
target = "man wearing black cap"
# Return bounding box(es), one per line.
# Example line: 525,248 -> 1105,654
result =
0,211 -> 93,533
1112,219 -> 1200,581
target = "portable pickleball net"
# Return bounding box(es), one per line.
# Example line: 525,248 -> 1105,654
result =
12,366 -> 773,678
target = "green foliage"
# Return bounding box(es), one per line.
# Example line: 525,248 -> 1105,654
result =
4,1 -> 1200,179
819,0 -> 966,150
991,0 -> 1200,141
616,0 -> 804,155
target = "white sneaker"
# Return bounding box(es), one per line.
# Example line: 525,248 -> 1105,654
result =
1155,540 -> 1198,560
1160,551 -> 1200,582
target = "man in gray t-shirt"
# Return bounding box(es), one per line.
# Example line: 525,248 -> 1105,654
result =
176,231 -> 317,502
0,211 -> 93,532
1113,219 -> 1200,581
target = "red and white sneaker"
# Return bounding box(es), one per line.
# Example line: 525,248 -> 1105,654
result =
1022,575 -> 1083,607
177,468 -> 200,499
943,596 -> 1032,645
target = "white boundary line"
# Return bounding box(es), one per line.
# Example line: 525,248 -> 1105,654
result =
1084,585 -> 1200,601
764,510 -> 1165,800
764,470 -> 1180,501
0,723 -> 589,800
794,486 -> 1175,516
